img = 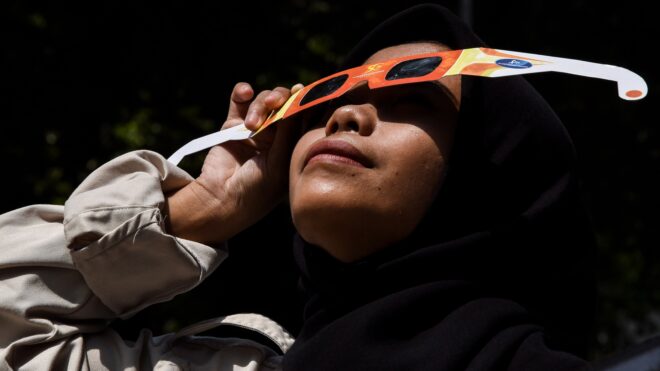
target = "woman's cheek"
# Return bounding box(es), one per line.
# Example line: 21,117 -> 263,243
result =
382,129 -> 445,215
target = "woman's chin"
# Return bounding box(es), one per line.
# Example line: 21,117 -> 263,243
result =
290,199 -> 411,263
290,175 -> 374,209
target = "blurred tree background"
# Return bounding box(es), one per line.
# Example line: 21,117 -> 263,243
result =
1,0 -> 657,361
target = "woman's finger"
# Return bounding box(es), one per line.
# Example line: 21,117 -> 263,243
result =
291,83 -> 304,94
244,86 -> 293,131
225,82 -> 254,127
224,83 -> 303,132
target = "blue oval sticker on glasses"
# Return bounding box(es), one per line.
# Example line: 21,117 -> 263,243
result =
496,59 -> 533,69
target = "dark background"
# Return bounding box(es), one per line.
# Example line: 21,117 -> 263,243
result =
2,0 -> 657,360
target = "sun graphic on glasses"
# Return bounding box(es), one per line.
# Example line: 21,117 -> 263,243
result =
168,47 -> 648,166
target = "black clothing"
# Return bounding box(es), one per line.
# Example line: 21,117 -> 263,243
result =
283,4 -> 596,371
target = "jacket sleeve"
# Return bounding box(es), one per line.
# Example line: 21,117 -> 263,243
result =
63,150 -> 225,318
0,150 -> 239,370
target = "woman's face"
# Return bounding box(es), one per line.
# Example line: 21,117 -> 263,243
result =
289,42 -> 461,262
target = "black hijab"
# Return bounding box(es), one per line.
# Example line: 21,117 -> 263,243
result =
282,4 -> 596,370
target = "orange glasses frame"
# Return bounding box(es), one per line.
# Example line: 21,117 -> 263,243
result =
167,47 -> 647,165
257,50 -> 462,133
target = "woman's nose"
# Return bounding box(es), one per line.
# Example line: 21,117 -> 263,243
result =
325,104 -> 376,137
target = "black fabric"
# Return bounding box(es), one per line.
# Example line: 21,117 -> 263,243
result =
282,4 -> 596,371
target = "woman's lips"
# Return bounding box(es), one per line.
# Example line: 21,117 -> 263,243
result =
303,139 -> 373,169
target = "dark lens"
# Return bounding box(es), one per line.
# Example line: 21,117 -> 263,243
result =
385,56 -> 442,81
300,74 -> 349,106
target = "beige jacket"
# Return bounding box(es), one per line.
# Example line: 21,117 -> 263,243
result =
0,150 -> 294,370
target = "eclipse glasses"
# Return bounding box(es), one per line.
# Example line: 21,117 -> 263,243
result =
168,47 -> 648,165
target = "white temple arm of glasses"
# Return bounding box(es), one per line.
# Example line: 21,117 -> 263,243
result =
167,123 -> 253,165
485,49 -> 648,101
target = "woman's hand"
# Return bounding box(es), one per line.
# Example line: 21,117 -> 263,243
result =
166,82 -> 304,244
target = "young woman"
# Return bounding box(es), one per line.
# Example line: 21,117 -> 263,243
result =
0,4 -> 595,370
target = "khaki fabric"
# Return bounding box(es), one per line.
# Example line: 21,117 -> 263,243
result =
0,150 -> 293,370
